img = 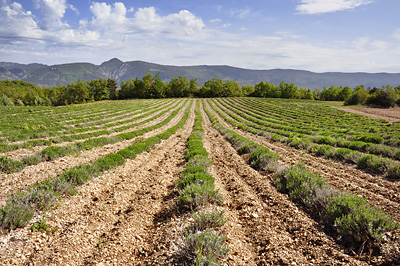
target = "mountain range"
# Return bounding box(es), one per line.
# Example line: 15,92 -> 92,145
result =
0,58 -> 399,89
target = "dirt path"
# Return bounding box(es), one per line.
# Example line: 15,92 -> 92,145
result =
200,101 -> 365,265
0,100 -> 196,265
334,106 -> 400,123
207,99 -> 400,222
0,99 -> 188,206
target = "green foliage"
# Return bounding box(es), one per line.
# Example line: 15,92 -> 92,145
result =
273,164 -> 398,248
344,86 -> 369,105
177,181 -> 223,209
0,94 -> 14,106
248,147 -> 278,171
30,217 -> 51,232
366,87 -> 399,108
0,203 -> 34,230
0,156 -> 25,173
184,228 -> 228,266
176,173 -> 214,190
93,153 -> 125,172
274,164 -> 333,211
324,194 -> 397,245
356,155 -> 393,174
186,211 -> 226,234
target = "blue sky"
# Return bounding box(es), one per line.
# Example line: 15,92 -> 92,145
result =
1,0 -> 399,72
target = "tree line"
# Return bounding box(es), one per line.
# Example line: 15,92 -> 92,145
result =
1,74 -> 399,108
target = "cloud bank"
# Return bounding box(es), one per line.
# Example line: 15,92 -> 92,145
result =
297,0 -> 373,15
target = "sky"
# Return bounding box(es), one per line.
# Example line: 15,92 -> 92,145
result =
1,0 -> 400,73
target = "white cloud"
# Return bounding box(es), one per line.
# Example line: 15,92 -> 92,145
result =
0,1 -> 41,38
34,0 -> 69,30
90,2 -> 127,31
132,7 -> 204,35
393,29 -> 400,41
297,0 -> 373,15
89,3 -> 204,36
209,18 -> 221,23
228,7 -> 250,19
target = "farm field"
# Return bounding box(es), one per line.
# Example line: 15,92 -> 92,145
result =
0,98 -> 399,265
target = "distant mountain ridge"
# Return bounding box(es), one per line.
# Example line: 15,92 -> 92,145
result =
1,58 -> 399,89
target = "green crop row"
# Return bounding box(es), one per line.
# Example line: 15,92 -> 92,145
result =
0,100 -> 186,173
0,99 -> 170,144
229,97 -> 400,144
209,99 -> 400,178
203,100 -> 398,252
0,100 -> 193,233
0,99 -> 171,153
176,102 -> 228,265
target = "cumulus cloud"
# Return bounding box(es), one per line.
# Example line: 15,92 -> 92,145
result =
0,1 -> 41,39
90,2 -> 128,30
89,3 -> 204,35
297,0 -> 373,15
34,0 -> 69,30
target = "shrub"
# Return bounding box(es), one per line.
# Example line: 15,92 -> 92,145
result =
93,153 -> 125,172
60,165 -> 96,185
248,147 -> 278,171
0,156 -> 25,173
353,135 -> 384,144
387,164 -> 400,179
324,194 -> 397,245
176,173 -> 214,189
183,166 -> 209,175
274,164 -> 333,211
0,202 -> 34,230
0,94 -> 14,106
185,147 -> 208,161
313,145 -> 335,158
177,183 -> 223,209
186,210 -> 226,234
186,155 -> 212,168
184,228 -> 228,266
357,155 -> 392,174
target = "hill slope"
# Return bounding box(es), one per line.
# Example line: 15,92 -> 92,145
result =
1,59 -> 399,88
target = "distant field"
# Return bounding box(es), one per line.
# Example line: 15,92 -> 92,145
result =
0,98 -> 399,265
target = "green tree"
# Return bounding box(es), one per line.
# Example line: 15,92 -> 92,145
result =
119,79 -> 135,99
145,74 -> 165,99
338,86 -> 352,101
242,85 -> 255,96
200,78 -> 225,97
279,82 -> 298,99
344,85 -> 369,106
107,78 -> 118,100
89,79 -> 109,101
166,75 -> 189,98
66,80 -> 90,104
253,81 -> 279,98
298,88 -> 314,100
224,80 -> 242,97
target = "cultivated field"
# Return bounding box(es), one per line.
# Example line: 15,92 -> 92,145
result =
0,98 -> 399,265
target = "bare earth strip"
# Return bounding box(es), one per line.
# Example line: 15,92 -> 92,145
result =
201,101 -> 365,265
0,99 -> 189,206
209,99 -> 400,220
0,99 -> 196,265
334,106 -> 400,123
